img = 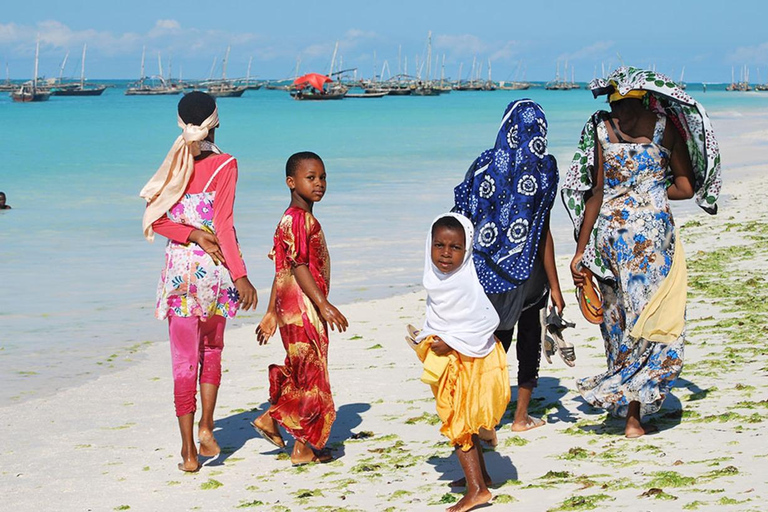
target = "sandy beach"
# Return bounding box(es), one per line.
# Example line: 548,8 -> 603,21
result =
2,106 -> 767,512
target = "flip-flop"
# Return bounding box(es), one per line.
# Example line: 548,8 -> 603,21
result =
251,420 -> 286,449
407,324 -> 420,339
511,415 -> 546,432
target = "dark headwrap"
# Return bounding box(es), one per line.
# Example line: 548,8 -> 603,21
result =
453,99 -> 559,294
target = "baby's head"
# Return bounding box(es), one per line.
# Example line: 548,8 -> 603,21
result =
286,151 -> 326,203
430,215 -> 467,274
178,91 -> 217,132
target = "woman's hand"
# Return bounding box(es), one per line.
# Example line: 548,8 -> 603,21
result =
256,310 -> 277,345
234,276 -> 258,311
189,230 -> 225,265
570,252 -> 586,288
430,337 -> 453,356
551,288 -> 565,315
319,302 -> 348,333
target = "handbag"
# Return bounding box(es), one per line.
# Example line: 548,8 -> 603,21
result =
576,268 -> 604,324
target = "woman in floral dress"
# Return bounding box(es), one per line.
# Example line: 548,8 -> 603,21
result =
562,67 -> 721,438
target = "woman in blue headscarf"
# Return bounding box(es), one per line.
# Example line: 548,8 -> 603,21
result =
454,99 -> 564,432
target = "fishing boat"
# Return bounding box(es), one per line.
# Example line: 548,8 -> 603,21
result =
11,39 -> 51,102
346,91 -> 387,98
0,63 -> 15,91
125,48 -> 182,95
53,44 -> 106,96
205,47 -> 247,98
411,32 -> 441,96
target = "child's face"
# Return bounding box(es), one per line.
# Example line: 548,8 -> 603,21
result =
431,226 -> 466,274
288,159 -> 326,203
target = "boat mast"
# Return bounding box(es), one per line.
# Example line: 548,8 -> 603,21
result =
157,52 -> 164,80
328,41 -> 339,77
80,44 -> 87,88
208,56 -> 217,80
33,37 -> 40,91
397,45 -> 402,75
426,31 -> 432,82
139,46 -> 146,85
222,45 -> 230,81
58,51 -> 69,83
246,56 -> 253,82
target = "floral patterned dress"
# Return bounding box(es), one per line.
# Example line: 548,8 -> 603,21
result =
267,207 -> 335,449
576,115 -> 685,418
155,157 -> 240,320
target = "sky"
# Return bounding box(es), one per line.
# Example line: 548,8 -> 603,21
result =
1,0 -> 766,83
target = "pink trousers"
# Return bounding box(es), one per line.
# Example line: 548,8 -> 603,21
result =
168,315 -> 226,417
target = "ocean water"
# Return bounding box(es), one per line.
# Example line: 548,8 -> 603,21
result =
0,82 -> 762,404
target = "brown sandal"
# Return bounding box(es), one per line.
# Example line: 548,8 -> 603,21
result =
576,268 -> 604,324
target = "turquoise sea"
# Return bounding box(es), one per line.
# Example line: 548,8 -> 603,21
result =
0,82 -> 764,404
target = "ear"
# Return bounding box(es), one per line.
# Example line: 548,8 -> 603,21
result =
286,176 -> 295,190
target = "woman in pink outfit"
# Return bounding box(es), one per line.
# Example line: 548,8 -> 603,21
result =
141,91 -> 258,472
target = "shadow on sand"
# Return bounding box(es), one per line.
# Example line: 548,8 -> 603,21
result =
204,401 -> 371,466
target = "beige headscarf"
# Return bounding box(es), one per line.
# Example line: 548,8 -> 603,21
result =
140,107 -> 220,241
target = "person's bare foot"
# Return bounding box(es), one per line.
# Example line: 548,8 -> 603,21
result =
478,427 -> 497,448
290,441 -> 333,466
511,415 -> 545,432
178,448 -> 200,472
446,488 -> 492,512
449,476 -> 492,488
198,429 -> 220,457
252,412 -> 285,448
625,418 -> 659,438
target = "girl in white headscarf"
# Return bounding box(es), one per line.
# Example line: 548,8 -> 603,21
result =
141,91 -> 258,472
412,213 -> 510,512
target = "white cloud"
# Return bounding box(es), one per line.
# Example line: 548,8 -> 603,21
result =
434,34 -> 488,57
729,42 -> 768,64
558,41 -> 614,62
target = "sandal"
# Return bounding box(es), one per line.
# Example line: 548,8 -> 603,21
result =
545,309 -> 577,367
576,268 -> 604,324
405,324 -> 421,351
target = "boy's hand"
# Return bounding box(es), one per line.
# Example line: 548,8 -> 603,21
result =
320,303 -> 348,333
234,277 -> 258,311
430,337 -> 453,356
256,311 -> 277,345
189,229 -> 225,265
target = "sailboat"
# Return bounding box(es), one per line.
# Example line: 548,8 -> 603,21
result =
125,48 -> 182,95
411,32 -> 440,96
240,56 -> 262,90
53,44 -> 106,96
0,62 -> 16,91
11,39 -> 51,102
204,46 -> 247,97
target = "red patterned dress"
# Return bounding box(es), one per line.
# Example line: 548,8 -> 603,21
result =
267,207 -> 335,448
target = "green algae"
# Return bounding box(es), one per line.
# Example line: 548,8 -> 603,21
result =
236,500 -> 265,508
550,493 -> 613,511
503,435 -> 529,447
560,447 -> 594,460
405,412 -> 441,425
646,471 -> 696,487
683,501 -> 707,510
429,493 -> 459,505
640,488 -> 678,500
494,494 -> 517,504
200,479 -> 223,490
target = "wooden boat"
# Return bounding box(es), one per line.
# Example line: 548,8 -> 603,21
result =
346,91 -> 387,98
125,48 -> 182,95
205,47 -> 247,98
11,40 -> 50,102
498,81 -> 530,90
290,88 -> 346,100
52,44 -> 106,96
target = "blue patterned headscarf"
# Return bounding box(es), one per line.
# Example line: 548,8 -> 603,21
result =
453,99 -> 559,294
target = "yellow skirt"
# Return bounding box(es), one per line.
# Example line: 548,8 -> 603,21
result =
416,336 -> 510,451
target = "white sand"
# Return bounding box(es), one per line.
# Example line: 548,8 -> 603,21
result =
2,108 -> 767,512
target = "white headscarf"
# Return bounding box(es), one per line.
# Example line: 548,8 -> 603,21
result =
140,107 -> 220,241
416,213 -> 500,358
